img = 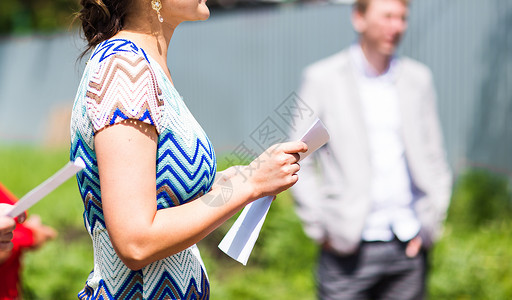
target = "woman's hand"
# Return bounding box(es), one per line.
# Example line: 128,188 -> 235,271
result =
244,141 -> 308,200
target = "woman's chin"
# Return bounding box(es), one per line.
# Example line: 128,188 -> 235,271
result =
198,6 -> 210,20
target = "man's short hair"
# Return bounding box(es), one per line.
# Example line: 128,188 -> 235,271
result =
354,0 -> 410,13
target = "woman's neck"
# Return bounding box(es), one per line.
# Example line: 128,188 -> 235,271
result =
115,23 -> 176,84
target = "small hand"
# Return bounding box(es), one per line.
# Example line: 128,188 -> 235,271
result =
0,204 -> 16,252
246,141 -> 308,199
24,215 -> 57,249
405,236 -> 423,258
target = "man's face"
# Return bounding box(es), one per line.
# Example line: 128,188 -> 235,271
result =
354,0 -> 409,56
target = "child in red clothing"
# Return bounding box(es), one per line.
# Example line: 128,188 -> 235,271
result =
0,183 -> 56,300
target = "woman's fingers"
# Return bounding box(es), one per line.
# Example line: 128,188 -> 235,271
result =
246,141 -> 307,198
290,161 -> 301,174
279,141 -> 308,155
289,152 -> 301,164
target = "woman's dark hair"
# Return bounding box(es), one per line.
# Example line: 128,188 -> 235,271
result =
76,0 -> 134,58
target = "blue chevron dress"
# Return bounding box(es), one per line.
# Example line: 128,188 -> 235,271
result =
70,39 -> 216,300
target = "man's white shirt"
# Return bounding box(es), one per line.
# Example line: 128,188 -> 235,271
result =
351,44 -> 421,242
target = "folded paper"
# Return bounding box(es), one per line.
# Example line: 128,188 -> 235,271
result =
5,158 -> 86,218
218,118 -> 330,265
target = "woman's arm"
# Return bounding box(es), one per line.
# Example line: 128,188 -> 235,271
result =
95,119 -> 306,270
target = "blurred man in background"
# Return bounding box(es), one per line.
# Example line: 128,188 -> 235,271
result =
290,0 -> 452,299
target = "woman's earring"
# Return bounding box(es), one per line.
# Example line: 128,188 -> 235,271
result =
151,0 -> 164,23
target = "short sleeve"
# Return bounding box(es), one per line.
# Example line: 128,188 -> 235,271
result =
85,53 -> 164,133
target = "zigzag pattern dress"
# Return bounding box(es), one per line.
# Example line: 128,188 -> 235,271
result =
70,38 -> 216,300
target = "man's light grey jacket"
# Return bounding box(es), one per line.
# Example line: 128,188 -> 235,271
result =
290,49 -> 453,255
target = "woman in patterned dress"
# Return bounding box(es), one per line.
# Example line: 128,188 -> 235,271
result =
71,0 -> 307,299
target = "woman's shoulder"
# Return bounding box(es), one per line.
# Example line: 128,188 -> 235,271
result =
85,38 -> 160,95
82,38 -> 164,133
88,38 -> 150,66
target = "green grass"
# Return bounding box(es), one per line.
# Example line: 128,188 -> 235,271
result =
1,145 -> 512,299
0,145 -> 93,299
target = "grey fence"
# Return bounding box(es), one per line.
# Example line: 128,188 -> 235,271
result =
0,0 -> 511,176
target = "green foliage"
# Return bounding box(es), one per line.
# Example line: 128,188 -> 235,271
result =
428,168 -> 512,299
447,168 -> 512,229
2,146 -> 512,299
429,223 -> 512,299
0,145 -> 93,299
198,191 -> 317,299
0,0 -> 79,35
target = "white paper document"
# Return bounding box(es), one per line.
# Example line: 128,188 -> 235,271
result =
218,118 -> 330,265
217,195 -> 274,265
5,158 -> 86,218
